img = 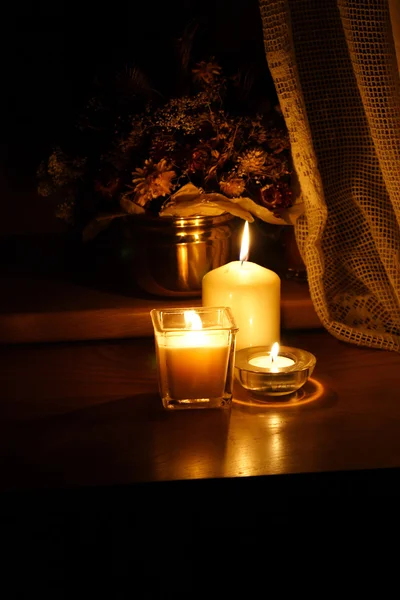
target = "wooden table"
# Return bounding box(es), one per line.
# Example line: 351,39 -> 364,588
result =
1,328 -> 400,495
1,327 -> 399,592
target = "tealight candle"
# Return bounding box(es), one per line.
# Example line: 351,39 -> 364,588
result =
249,355 -> 295,369
248,342 -> 295,372
234,343 -> 316,397
202,221 -> 280,351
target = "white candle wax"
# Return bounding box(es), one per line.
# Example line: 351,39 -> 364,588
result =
249,354 -> 295,371
202,260 -> 280,351
156,330 -> 230,399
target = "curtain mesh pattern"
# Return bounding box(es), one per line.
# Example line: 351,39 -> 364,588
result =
259,0 -> 400,351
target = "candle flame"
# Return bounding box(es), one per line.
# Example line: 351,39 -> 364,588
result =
184,310 -> 203,330
239,221 -> 250,263
270,342 -> 280,363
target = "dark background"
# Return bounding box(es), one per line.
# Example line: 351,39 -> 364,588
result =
0,0 -> 275,235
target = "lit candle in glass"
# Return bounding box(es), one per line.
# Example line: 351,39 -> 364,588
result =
160,310 -> 229,399
235,343 -> 316,397
150,306 -> 238,409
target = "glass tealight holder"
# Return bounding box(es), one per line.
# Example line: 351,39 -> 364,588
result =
235,345 -> 316,397
150,306 -> 238,410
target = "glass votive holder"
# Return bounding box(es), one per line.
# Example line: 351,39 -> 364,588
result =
235,345 -> 316,397
150,306 -> 238,410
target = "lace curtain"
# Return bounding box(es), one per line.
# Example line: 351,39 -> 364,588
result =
259,0 -> 400,351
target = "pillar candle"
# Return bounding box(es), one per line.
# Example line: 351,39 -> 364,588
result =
202,222 -> 281,351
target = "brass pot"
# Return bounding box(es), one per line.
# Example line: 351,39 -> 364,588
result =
124,213 -> 241,297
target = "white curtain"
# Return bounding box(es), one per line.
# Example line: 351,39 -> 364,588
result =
259,0 -> 400,351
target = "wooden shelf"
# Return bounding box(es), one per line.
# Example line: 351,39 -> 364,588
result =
0,274 -> 321,344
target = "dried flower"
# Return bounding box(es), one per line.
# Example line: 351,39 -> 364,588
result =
55,199 -> 75,225
131,159 -> 176,206
192,59 -> 222,85
237,148 -> 267,176
37,49 -> 300,236
188,145 -> 211,173
247,119 -> 269,144
259,182 -> 293,212
219,175 -> 246,197
47,149 -> 86,187
266,127 -> 291,153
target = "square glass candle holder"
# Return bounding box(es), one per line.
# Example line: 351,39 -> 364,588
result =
150,306 -> 238,410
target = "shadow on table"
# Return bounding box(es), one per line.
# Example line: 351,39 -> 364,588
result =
0,391 -> 232,492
